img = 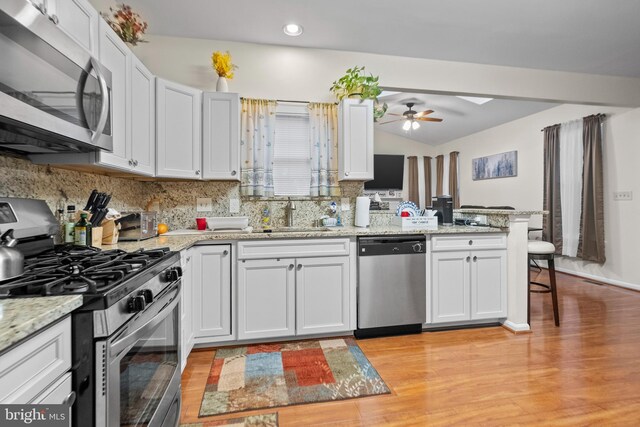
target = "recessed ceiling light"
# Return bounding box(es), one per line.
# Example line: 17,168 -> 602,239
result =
456,96 -> 494,105
283,23 -> 303,36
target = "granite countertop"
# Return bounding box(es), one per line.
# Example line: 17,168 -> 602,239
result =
107,224 -> 506,252
0,296 -> 82,354
455,209 -> 548,215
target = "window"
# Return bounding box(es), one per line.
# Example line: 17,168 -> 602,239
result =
273,103 -> 311,196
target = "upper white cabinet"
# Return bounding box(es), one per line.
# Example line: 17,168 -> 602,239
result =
48,0 -> 99,55
156,78 -> 202,179
129,56 -> 156,176
429,234 -> 507,324
192,245 -> 232,341
338,99 -> 374,181
202,92 -> 240,180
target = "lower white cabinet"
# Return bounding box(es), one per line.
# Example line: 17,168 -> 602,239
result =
237,256 -> 351,340
191,245 -> 232,340
430,234 -> 507,324
180,250 -> 194,371
31,372 -> 72,404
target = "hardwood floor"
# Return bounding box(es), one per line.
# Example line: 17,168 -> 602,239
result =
180,270 -> 640,425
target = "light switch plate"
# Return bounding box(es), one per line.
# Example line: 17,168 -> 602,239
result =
229,198 -> 240,213
341,198 -> 351,211
196,197 -> 213,212
613,191 -> 633,201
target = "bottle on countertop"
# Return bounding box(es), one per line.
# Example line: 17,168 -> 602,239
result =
74,212 -> 92,246
261,206 -> 271,229
64,205 -> 76,243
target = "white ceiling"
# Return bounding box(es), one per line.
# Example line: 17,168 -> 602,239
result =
375,93 -> 558,145
105,0 -> 640,77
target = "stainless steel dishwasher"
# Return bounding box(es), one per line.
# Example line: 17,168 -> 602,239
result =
356,235 -> 426,338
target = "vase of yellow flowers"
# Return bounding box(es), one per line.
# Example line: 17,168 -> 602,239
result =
211,51 -> 238,92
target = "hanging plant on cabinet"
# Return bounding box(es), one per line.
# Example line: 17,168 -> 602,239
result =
101,4 -> 148,46
330,66 -> 387,121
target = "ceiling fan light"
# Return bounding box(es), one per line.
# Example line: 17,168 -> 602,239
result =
402,120 -> 411,131
412,121 -> 420,130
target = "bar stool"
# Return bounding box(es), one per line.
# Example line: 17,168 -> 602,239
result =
528,241 -> 560,326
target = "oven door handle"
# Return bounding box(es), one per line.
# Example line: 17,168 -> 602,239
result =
110,280 -> 181,359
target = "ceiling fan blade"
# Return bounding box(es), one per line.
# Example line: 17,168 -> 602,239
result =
414,109 -> 434,117
416,117 -> 443,122
377,119 -> 404,125
385,113 -> 405,117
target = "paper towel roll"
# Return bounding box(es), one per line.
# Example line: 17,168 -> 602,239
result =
355,196 -> 370,227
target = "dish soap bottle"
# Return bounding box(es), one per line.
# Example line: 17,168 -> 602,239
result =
74,212 -> 92,246
261,206 -> 271,230
64,205 -> 76,243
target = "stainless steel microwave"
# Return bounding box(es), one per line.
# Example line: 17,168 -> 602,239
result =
0,0 -> 113,154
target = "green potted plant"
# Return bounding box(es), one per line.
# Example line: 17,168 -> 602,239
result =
330,66 -> 387,121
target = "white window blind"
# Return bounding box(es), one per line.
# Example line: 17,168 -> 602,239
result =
273,106 -> 311,196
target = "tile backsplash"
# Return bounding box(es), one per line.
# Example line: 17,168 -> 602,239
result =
0,154 -> 366,230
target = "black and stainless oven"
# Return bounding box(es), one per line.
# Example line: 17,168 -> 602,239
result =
0,0 -> 113,154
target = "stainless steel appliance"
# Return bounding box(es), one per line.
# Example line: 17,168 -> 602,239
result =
0,0 -> 112,154
0,198 -> 181,427
0,229 -> 23,280
356,236 -> 426,338
117,211 -> 158,241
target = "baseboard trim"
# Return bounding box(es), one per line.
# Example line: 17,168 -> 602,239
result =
542,265 -> 640,292
502,320 -> 531,334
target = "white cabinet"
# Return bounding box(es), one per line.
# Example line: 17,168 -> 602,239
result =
31,372 -> 72,404
202,92 -> 240,180
0,317 -> 72,404
238,258 -> 296,340
96,18 -> 131,171
49,0 -> 99,55
129,56 -> 156,176
180,250 -> 194,371
338,99 -> 374,181
430,234 -> 507,324
192,245 -> 232,340
156,79 -> 202,178
296,256 -> 350,335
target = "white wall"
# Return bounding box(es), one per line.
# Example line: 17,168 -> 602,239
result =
436,105 -> 640,288
121,34 -> 640,107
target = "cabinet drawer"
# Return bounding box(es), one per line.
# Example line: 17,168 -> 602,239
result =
238,238 -> 350,260
431,233 -> 507,251
31,372 -> 72,404
0,317 -> 72,403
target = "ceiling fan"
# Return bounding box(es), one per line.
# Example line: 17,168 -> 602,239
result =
379,102 -> 443,130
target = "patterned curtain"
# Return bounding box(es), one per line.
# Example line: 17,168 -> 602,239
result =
240,99 -> 277,197
308,103 -> 340,197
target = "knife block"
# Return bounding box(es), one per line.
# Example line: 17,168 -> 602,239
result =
101,220 -> 120,245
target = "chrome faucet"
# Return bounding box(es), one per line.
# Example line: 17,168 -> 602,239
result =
285,198 -> 296,227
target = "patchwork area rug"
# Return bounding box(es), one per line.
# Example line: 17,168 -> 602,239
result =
183,412 -> 278,426
199,338 -> 389,416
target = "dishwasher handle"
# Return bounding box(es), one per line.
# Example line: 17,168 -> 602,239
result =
358,237 -> 426,256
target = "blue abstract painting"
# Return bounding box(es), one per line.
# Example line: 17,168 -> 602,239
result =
472,151 -> 517,180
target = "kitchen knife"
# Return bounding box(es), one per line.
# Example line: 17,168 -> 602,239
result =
84,189 -> 98,211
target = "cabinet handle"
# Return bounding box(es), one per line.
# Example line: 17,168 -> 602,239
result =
466,256 -> 471,262
133,159 -> 139,166
222,250 -> 228,256
468,240 -> 473,245
345,172 -> 350,177
231,170 -> 237,176
49,14 -> 59,24
473,256 -> 477,262
195,170 -> 201,175
288,264 -> 294,270
297,264 -> 303,271
186,256 -> 191,262
128,159 -> 133,166
63,391 -> 76,406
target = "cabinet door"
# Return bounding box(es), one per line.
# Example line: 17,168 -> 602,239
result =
156,79 -> 202,178
237,259 -> 295,340
471,250 -> 508,320
338,99 -> 373,180
202,92 -> 240,180
130,56 -> 156,176
431,251 -> 471,323
192,246 -> 232,339
296,256 -> 350,335
180,250 -> 194,371
97,19 -> 131,171
30,372 -> 72,404
50,0 -> 98,55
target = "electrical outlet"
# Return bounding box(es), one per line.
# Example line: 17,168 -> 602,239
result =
613,191 -> 633,201
341,198 -> 351,211
196,197 -> 213,212
229,198 -> 240,213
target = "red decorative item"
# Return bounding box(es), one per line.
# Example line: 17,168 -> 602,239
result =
195,218 -> 207,230
401,211 -> 410,217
